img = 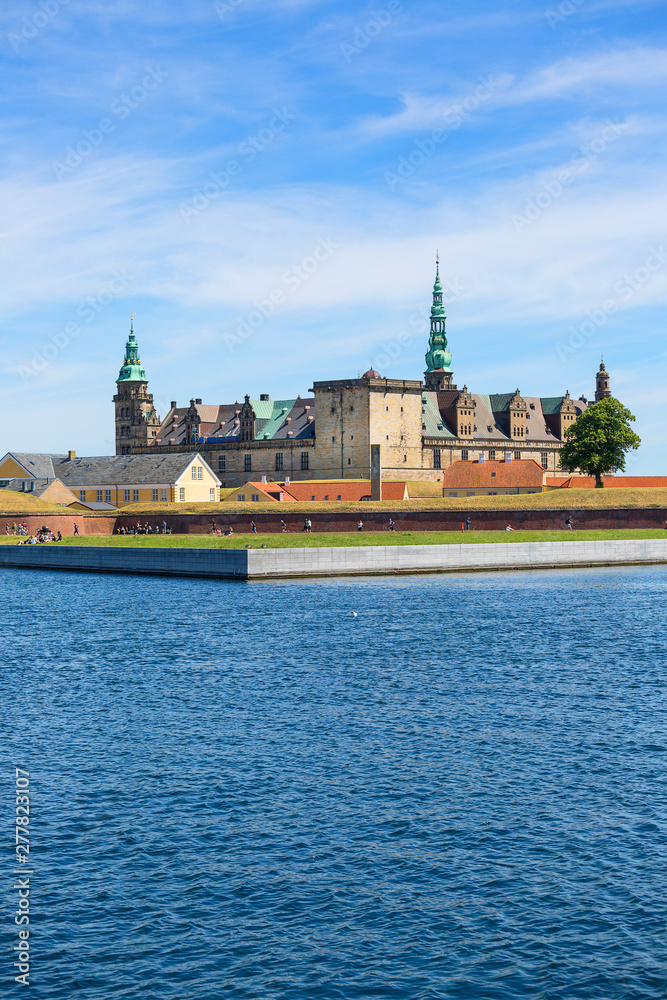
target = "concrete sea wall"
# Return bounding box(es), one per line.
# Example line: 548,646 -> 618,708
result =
1,538 -> 666,580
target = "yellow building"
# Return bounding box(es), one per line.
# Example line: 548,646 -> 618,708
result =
0,451 -> 221,507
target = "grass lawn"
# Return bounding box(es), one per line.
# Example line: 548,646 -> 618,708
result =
2,529 -> 665,549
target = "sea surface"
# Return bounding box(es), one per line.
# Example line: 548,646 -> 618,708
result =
2,564 -> 667,999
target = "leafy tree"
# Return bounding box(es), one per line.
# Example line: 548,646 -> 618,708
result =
560,396 -> 641,487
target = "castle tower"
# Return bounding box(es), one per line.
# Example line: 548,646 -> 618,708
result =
424,254 -> 455,391
595,359 -> 611,402
113,317 -> 161,455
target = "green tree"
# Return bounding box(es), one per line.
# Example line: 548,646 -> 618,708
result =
560,396 -> 641,487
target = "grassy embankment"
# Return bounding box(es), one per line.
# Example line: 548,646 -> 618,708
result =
1,529 -> 665,549
2,486 -> 667,520
114,486 -> 667,516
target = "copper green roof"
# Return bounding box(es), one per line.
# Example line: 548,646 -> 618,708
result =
540,396 -> 566,415
117,321 -> 147,383
421,392 -> 456,439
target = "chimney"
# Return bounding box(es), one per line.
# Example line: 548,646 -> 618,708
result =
284,476 -> 290,487
260,394 -> 269,401
371,443 -> 382,500
195,398 -> 202,405
260,475 -> 267,483
68,450 -> 76,460
170,401 -> 177,408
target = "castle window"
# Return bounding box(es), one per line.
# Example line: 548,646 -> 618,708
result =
275,453 -> 284,471
105,490 -> 111,502
218,455 -> 226,472
197,466 -> 203,480
152,489 -> 159,500
192,466 -> 197,479
124,489 -> 131,501
179,487 -> 185,500
348,458 -> 351,465
97,491 -> 103,502
244,455 -> 252,473
161,488 -> 167,500
433,449 -> 441,470
210,489 -> 216,501
251,495 -> 259,502
332,436 -> 335,443
238,494 -> 246,502
133,490 -> 139,501
79,490 -> 86,502
541,451 -> 549,469
301,452 -> 309,470
489,450 -> 496,461
514,450 -> 521,460
337,495 -> 341,500
461,449 -> 469,461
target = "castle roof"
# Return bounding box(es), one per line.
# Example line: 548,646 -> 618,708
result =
442,459 -> 545,489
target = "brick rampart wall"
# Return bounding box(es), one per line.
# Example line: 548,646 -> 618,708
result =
0,513 -> 116,536
115,507 -> 667,534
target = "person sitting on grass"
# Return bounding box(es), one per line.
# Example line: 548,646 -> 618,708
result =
505,525 -> 514,531
224,526 -> 234,536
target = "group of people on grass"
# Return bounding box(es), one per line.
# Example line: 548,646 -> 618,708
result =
5,522 -> 29,536
117,522 -> 170,535
12,526 -> 62,544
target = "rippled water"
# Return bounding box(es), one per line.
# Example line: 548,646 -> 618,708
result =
2,565 -> 667,999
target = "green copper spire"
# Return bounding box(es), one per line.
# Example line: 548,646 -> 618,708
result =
117,315 -> 147,382
425,253 -> 452,373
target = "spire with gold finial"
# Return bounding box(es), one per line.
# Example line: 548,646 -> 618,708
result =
425,252 -> 452,374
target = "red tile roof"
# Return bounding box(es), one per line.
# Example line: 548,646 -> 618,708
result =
280,481 -> 408,501
442,459 -> 545,489
549,476 -> 667,489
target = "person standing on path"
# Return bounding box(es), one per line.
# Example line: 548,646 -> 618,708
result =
565,517 -> 573,530
465,518 -> 471,531
389,519 -> 395,531
357,520 -> 363,532
251,521 -> 257,533
73,523 -> 79,535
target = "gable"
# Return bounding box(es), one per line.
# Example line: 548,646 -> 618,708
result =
0,456 -> 34,480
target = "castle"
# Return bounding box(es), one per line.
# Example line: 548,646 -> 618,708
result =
114,262 -> 612,488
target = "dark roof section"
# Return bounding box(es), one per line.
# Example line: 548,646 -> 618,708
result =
53,453 -> 218,486
6,453 -> 65,478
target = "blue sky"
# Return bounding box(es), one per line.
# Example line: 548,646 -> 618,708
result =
1,0 -> 665,471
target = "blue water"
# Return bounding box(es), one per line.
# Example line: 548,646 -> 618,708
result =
2,565 -> 667,999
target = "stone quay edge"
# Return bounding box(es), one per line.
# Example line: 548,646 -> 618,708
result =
1,538 -> 667,580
